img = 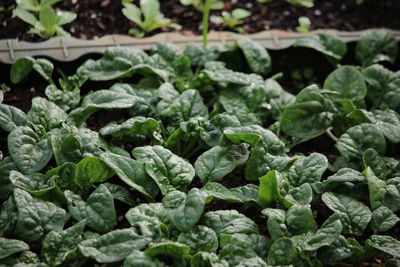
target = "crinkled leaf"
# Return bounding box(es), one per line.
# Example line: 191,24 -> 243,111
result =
8,126 -> 53,174
162,188 -> 206,232
237,37 -> 271,75
336,123 -> 386,161
42,220 -> 85,266
356,30 -> 398,67
177,225 -> 218,253
267,238 -> 297,266
132,146 -> 195,194
370,206 -> 399,233
322,192 -> 371,236
202,210 -> 259,235
366,235 -> 400,258
100,152 -> 159,199
0,237 -> 29,260
287,153 -> 328,187
79,228 -> 151,263
0,104 -> 27,132
195,144 -> 249,184
65,184 -> 116,233
9,170 -> 55,196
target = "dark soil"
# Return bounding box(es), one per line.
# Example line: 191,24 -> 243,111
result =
1,0 -> 400,42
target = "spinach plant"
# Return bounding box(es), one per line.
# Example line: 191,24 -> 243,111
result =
0,30 -> 400,266
210,8 -> 251,33
180,0 -> 224,12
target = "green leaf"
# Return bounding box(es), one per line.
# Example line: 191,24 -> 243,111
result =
199,113 -> 241,147
202,210 -> 259,235
45,85 -> 80,111
303,215 -> 343,251
0,157 -> 17,200
336,123 -> 386,161
245,149 -> 296,181
39,5 -> 59,36
124,250 -> 164,267
78,47 -> 169,81
370,206 -> 399,233
322,192 -> 371,236
132,145 -> 195,194
323,66 -> 367,100
280,100 -> 333,139
100,152 -> 159,199
0,237 -> 29,259
65,184 -> 116,233
223,125 -> 285,155
10,57 -> 34,84
372,109 -> 400,143
267,238 -> 297,266
258,170 -> 293,208
12,188 -> 68,242
70,90 -> 139,125
363,149 -> 400,181
74,157 -> 115,191
364,167 -> 387,211
191,252 -> 228,267
285,204 -> 313,235
100,116 -> 160,140
177,225 -> 218,253
157,86 -> 209,127
237,37 -> 271,75
366,235 -> 400,258
356,30 -> 398,67
42,220 -> 85,266
79,228 -> 151,263
162,188 -> 206,232
103,183 -> 136,206
287,153 -> 328,187
0,104 -> 27,132
322,168 -> 365,191
125,203 -> 169,239
201,182 -> 244,203
26,97 -> 68,133
362,64 -> 400,110
9,170 -> 55,196
293,33 -> 347,60
144,241 -> 190,267
8,126 -> 53,174
195,144 -> 249,184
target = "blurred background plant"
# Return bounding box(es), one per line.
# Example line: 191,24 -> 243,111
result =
122,0 -> 182,38
180,0 -> 224,12
296,16 -> 311,33
210,8 -> 251,33
12,0 -> 77,39
257,0 -> 314,8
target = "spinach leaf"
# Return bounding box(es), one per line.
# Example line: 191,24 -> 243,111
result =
79,228 -> 151,263
132,145 -> 195,194
65,184 -> 116,233
8,126 -> 53,174
356,30 -> 398,67
322,192 -> 371,236
195,144 -> 249,183
162,189 -> 206,232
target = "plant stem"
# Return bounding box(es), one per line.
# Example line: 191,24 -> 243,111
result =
202,0 -> 212,46
326,127 -> 339,143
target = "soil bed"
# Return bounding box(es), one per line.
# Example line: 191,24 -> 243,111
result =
1,0 -> 400,42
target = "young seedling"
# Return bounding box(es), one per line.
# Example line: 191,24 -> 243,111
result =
210,8 -> 251,33
12,0 -> 76,39
180,0 -> 224,12
296,16 -> 311,33
122,0 -> 182,38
